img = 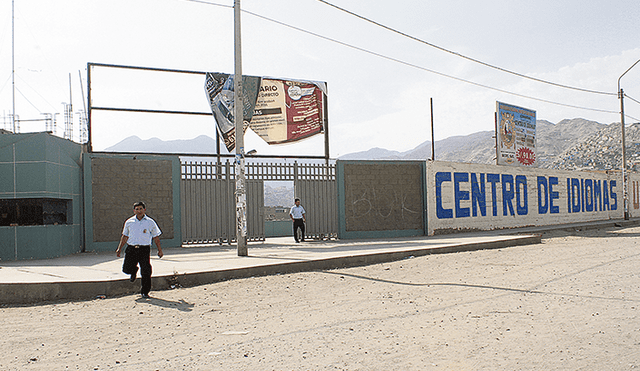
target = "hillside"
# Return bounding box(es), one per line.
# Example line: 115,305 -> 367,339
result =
339,118 -> 606,168
552,122 -> 640,170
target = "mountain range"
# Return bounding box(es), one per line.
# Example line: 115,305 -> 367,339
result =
339,118 -> 608,169
106,135 -> 230,155
105,118 -> 635,171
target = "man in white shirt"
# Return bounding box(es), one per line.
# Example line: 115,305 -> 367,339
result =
116,201 -> 163,298
289,198 -> 306,243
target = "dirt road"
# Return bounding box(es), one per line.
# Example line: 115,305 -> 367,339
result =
3,226 -> 640,370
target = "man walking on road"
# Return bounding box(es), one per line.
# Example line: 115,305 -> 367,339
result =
116,201 -> 163,298
290,198 -> 306,243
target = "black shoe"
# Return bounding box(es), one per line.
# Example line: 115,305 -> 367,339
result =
141,293 -> 150,299
295,240 -> 300,243
129,274 -> 136,282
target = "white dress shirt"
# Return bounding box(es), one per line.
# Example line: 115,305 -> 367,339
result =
122,215 -> 162,245
290,205 -> 306,219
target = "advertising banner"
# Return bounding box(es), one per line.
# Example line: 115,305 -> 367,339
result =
205,73 -> 327,152
496,101 -> 537,167
204,73 -> 261,152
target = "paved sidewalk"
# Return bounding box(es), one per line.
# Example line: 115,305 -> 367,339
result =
0,232 -> 541,305
3,218 -> 639,305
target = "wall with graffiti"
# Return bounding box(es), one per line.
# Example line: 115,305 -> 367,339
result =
336,161 -> 426,239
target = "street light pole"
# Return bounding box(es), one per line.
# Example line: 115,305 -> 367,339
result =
618,58 -> 640,221
234,0 -> 248,256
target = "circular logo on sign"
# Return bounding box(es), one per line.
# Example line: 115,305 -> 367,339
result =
516,147 -> 535,166
288,85 -> 303,100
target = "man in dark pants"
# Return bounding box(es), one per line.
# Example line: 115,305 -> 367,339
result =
289,198 -> 306,243
116,201 -> 163,298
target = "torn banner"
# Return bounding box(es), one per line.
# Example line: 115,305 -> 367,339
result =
205,73 -> 327,152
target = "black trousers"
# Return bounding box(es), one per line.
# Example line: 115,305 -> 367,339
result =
123,245 -> 152,295
293,219 -> 305,242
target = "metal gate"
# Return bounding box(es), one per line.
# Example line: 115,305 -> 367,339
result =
181,160 -> 264,244
181,158 -> 336,244
295,168 -> 337,239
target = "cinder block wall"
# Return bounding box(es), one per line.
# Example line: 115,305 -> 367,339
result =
85,154 -> 181,251
338,161 -> 425,238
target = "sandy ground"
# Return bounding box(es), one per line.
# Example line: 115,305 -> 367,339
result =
3,226 -> 640,370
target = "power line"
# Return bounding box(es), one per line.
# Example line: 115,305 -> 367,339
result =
316,0 -> 617,97
624,93 -> 640,106
182,0 -> 231,9
15,73 -> 58,112
240,8 -> 618,115
15,87 -> 42,113
0,73 -> 11,94
183,0 -> 619,115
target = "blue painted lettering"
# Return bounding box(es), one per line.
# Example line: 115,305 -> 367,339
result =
567,178 -> 571,213
502,174 -> 515,216
435,172 -> 453,219
610,180 -> 617,210
454,172 -> 470,218
516,175 -> 527,215
471,173 -> 486,217
603,180 -> 609,210
594,180 -> 601,211
585,179 -> 593,212
538,176 -> 548,214
487,174 -> 500,217
571,178 -> 581,213
549,177 -> 559,214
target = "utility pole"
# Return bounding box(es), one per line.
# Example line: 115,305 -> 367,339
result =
618,58 -> 640,220
620,87 -> 628,220
12,0 -> 16,133
430,98 -> 435,161
234,0 -> 248,256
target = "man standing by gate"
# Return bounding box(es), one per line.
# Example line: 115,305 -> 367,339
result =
290,198 -> 306,243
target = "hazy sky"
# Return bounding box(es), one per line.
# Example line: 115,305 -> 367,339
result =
1,0 -> 639,157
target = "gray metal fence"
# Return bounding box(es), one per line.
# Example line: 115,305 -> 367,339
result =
181,160 -> 264,244
180,159 -> 336,244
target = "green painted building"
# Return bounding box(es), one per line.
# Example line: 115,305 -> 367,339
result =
0,132 -> 83,260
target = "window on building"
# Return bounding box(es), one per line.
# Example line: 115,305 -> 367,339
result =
0,198 -> 71,226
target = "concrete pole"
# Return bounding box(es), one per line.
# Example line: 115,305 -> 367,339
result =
618,58 -> 640,220
234,0 -> 248,256
620,88 -> 628,220
12,0 -> 16,133
430,98 -> 435,161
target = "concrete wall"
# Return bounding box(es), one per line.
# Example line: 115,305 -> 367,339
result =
83,153 -> 182,252
628,173 -> 640,218
265,220 -> 291,237
427,161 -> 623,235
337,161 -> 426,239
0,132 -> 83,260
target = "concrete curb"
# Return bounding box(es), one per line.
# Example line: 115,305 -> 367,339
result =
0,234 -> 540,305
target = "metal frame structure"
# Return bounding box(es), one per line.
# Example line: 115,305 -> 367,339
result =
86,62 -> 337,245
86,62 -> 330,162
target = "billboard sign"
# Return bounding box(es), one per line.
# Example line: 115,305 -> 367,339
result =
205,73 -> 327,152
496,101 -> 537,167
